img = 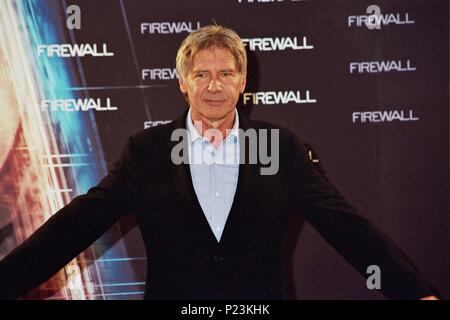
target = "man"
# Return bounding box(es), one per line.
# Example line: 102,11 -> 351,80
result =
0,25 -> 438,300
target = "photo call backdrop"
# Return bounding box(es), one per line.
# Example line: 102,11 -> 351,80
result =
0,0 -> 448,299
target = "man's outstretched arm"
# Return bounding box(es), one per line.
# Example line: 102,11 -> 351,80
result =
285,133 -> 439,300
0,136 -> 142,299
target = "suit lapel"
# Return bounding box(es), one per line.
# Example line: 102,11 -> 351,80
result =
169,111 -> 219,245
218,112 -> 257,246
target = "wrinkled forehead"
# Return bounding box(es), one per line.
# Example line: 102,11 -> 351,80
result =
189,46 -> 238,72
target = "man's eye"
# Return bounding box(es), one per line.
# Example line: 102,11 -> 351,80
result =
220,72 -> 231,77
196,73 -> 207,78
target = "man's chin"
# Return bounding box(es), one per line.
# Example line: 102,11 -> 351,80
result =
200,107 -> 233,121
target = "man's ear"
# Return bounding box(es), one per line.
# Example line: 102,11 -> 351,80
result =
179,77 -> 187,94
239,75 -> 247,94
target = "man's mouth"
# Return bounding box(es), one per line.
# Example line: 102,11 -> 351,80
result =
204,99 -> 226,106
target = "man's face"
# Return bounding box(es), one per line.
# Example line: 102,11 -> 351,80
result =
179,47 -> 246,123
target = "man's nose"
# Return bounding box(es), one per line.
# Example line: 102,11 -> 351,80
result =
208,78 -> 223,92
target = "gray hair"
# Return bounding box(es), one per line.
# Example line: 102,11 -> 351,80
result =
176,25 -> 247,79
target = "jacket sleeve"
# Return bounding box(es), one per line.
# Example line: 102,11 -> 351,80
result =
0,136 -> 142,299
285,133 -> 437,299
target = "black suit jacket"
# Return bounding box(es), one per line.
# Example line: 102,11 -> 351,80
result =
0,110 -> 435,299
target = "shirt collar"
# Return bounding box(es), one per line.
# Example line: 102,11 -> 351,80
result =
186,108 -> 239,144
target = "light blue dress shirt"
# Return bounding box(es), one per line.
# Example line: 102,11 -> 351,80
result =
186,108 -> 240,242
